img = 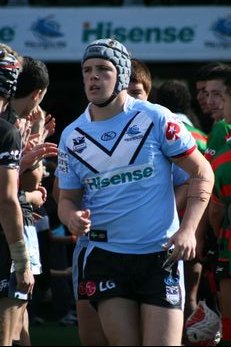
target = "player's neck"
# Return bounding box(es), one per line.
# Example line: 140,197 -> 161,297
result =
89,91 -> 127,121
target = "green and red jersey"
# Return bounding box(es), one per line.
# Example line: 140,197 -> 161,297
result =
211,140 -> 231,275
175,113 -> 207,154
205,119 -> 231,162
185,124 -> 207,154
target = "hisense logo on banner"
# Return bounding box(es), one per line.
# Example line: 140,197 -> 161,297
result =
82,22 -> 195,44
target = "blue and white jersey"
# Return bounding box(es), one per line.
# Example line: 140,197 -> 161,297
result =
58,96 -> 196,254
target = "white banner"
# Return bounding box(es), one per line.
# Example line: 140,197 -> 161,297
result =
0,6 -> 230,62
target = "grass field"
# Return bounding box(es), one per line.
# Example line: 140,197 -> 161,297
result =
30,322 -> 81,346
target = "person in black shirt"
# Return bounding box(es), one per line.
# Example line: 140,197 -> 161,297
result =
0,43 -> 34,346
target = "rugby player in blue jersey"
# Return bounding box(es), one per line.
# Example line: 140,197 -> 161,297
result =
57,39 -> 214,346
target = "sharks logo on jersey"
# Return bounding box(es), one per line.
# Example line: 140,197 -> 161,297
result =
101,131 -> 116,141
73,137 -> 87,153
125,125 -> 143,141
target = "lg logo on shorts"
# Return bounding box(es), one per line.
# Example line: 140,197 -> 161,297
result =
99,280 -> 116,292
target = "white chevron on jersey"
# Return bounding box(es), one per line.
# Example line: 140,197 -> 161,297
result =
66,111 -> 153,173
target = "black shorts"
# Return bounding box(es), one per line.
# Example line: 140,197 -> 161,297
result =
216,259 -> 231,280
83,247 -> 184,310
76,246 -> 89,300
0,233 -> 11,298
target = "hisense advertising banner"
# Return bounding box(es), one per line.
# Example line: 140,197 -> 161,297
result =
0,6 -> 230,61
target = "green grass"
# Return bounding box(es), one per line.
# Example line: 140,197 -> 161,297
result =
30,322 -> 81,346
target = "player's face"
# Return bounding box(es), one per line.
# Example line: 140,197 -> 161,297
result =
222,88 -> 231,123
127,82 -> 148,101
205,80 -> 225,121
196,81 -> 211,115
82,59 -> 117,104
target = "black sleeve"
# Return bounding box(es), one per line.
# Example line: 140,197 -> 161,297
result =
0,118 -> 21,168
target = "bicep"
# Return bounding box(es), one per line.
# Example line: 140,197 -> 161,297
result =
172,148 -> 213,178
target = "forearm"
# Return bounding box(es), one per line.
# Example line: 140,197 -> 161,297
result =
0,199 -> 24,244
58,198 -> 80,229
180,169 -> 214,233
181,195 -> 210,233
174,182 -> 189,212
58,188 -> 90,235
20,163 -> 43,191
173,149 -> 214,233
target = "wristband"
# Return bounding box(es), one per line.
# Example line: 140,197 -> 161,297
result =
9,239 -> 30,273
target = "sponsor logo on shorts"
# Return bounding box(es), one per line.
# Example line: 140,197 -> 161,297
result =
164,275 -> 179,286
99,280 -> 116,292
85,281 -> 97,296
166,286 -> 180,305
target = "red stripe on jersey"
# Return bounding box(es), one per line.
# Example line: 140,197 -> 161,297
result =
171,145 -> 196,159
224,229 -> 231,239
212,151 -> 231,171
190,132 -> 207,142
211,194 -> 220,204
221,184 -> 231,198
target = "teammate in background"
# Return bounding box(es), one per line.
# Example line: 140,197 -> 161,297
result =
0,44 -> 34,346
209,71 -> 231,347
127,58 -> 152,100
57,38 -> 214,346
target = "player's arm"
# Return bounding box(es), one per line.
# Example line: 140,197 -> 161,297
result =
0,166 -> 34,293
0,167 -> 24,245
165,148 -> 214,261
58,188 -> 91,237
173,148 -> 214,230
